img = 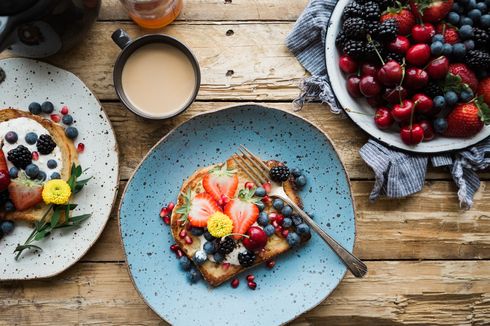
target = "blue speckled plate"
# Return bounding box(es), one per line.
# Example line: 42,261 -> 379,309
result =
118,104 -> 356,325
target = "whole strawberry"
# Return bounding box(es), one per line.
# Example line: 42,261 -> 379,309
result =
477,78 -> 490,106
448,64 -> 479,92
444,98 -> 490,138
409,0 -> 453,23
436,23 -> 460,44
380,7 -> 416,35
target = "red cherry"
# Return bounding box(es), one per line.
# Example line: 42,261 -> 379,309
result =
412,93 -> 433,114
378,60 -> 404,86
361,63 -> 379,76
367,94 -> 385,108
359,75 -> 381,97
419,120 -> 435,141
391,99 -> 415,123
406,44 -> 431,66
383,86 -> 408,104
411,23 -> 435,43
242,226 -> 268,252
403,67 -> 429,90
339,54 -> 358,74
426,56 -> 449,80
400,124 -> 424,145
374,107 -> 394,130
346,75 -> 362,98
387,35 -> 411,54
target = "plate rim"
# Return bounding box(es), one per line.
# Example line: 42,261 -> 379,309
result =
117,103 -> 358,325
324,0 -> 490,154
0,57 -> 120,281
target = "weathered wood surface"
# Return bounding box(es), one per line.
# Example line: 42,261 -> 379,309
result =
1,261 -> 489,326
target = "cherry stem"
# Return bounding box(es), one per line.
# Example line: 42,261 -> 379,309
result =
225,233 -> 249,239
423,55 -> 444,70
409,101 -> 418,131
344,107 -> 375,117
367,35 -> 385,66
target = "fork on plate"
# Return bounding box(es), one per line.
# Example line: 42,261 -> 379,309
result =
233,145 -> 367,278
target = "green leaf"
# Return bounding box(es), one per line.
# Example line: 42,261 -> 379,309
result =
14,244 -> 42,252
68,214 -> 92,224
34,229 -> 50,241
476,96 -> 490,125
50,208 -> 61,228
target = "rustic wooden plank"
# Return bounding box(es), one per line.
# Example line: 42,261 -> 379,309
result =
83,179 -> 490,262
100,0 -> 308,21
1,22 -> 306,101
1,261 -> 489,325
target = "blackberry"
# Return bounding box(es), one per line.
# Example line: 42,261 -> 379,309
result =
365,40 -> 384,62
365,20 -> 380,36
217,237 -> 236,255
269,165 -> 290,182
237,250 -> 256,267
372,0 -> 394,10
7,145 -> 32,169
385,51 -> 404,63
363,1 -> 381,21
473,28 -> 489,49
343,1 -> 364,20
375,19 -> 398,42
343,40 -> 366,59
342,17 -> 367,40
335,31 -> 347,49
425,82 -> 443,98
466,50 -> 490,70
36,134 -> 56,155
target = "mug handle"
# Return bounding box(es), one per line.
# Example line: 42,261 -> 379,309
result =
111,29 -> 132,49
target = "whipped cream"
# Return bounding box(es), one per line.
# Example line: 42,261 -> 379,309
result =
0,117 -> 63,179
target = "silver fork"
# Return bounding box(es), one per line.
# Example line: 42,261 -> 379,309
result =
233,145 -> 367,278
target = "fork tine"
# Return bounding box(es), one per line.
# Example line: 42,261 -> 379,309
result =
232,155 -> 263,186
240,145 -> 270,173
234,153 -> 267,185
238,148 -> 270,182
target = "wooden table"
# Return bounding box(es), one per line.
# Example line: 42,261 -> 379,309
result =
2,1 -> 490,325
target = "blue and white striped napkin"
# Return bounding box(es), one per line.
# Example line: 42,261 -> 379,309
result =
286,0 -> 490,208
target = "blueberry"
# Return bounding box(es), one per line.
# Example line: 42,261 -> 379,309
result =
5,201 -> 15,212
254,186 -> 266,197
459,25 -> 474,39
431,41 -> 444,55
28,102 -> 42,115
0,220 -> 14,235
433,117 -> 448,134
433,96 -> 447,109
213,252 -> 225,263
272,198 -> 284,210
468,8 -> 482,21
190,227 -> 204,236
25,164 -> 39,179
36,171 -> 47,181
282,217 -> 293,228
452,43 -> 466,59
203,230 -> 215,241
453,3 -> 464,13
444,91 -> 459,106
481,14 -> 490,27
292,215 -> 303,226
203,241 -> 217,254
62,114 -> 74,125
432,34 -> 444,42
464,39 -> 475,50
477,2 -> 487,13
295,175 -> 307,188
47,159 -> 58,169
9,167 -> 18,179
255,201 -> 265,211
290,167 -> 302,177
193,250 -> 207,265
25,132 -> 38,145
179,256 -> 192,271
264,224 -> 275,236
460,89 -> 474,102
281,205 -> 293,217
286,232 -> 301,247
41,101 -> 54,113
448,12 -> 460,24
460,16 -> 474,25
296,223 -> 311,236
187,268 -> 201,284
65,126 -> 78,139
468,0 -> 477,9
50,172 -> 61,180
257,211 -> 269,226
442,43 -> 453,55
5,131 -> 18,144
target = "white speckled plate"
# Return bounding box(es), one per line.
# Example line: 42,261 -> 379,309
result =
0,58 -> 119,280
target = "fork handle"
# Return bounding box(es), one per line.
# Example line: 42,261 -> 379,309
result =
279,196 -> 367,278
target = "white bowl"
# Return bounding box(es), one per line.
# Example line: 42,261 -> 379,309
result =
325,0 -> 490,153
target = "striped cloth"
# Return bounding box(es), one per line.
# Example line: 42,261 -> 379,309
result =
286,0 -> 489,208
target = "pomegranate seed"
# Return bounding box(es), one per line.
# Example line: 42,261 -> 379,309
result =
276,215 -> 284,225
176,249 -> 184,258
269,212 -> 277,221
281,229 -> 289,237
160,207 -> 168,217
272,220 -> 279,228
275,225 -> 283,236
32,151 -> 39,161
246,274 -> 255,282
184,235 -> 193,244
247,281 -> 257,290
60,105 -> 69,115
167,202 -> 175,211
261,195 -> 271,204
77,143 -> 85,153
218,198 -> 224,206
262,182 -> 271,193
179,229 -> 187,239
50,114 -> 61,122
222,262 -> 230,270
170,244 -> 179,252
244,181 -> 254,189
266,260 -> 276,269
163,216 -> 170,225
231,278 -> 240,288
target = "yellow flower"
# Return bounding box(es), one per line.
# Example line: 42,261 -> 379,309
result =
42,179 -> 72,205
207,212 -> 233,238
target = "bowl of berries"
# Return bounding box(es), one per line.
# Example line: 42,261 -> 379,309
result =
326,0 -> 490,153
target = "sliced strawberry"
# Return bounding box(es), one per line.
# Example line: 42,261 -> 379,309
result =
8,178 -> 43,211
178,192 -> 221,227
202,163 -> 238,202
224,188 -> 259,239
